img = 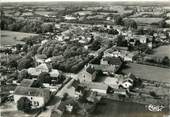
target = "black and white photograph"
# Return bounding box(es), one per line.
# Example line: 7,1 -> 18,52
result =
0,0 -> 170,117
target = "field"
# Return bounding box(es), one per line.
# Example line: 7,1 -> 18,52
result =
129,17 -> 163,24
1,30 -> 38,46
35,11 -> 55,16
122,63 -> 170,83
153,45 -> 170,58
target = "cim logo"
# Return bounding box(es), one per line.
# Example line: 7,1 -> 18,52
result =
146,104 -> 165,112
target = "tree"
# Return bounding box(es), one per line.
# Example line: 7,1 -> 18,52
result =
18,70 -> 30,83
159,20 -> 167,28
116,35 -> 124,46
136,27 -> 144,35
17,97 -> 32,113
8,59 -> 18,69
18,56 -> 34,70
15,44 -> 22,51
124,19 -> 137,29
114,15 -> 123,25
38,72 -> 51,84
62,93 -> 69,101
89,39 -> 101,51
162,56 -> 170,65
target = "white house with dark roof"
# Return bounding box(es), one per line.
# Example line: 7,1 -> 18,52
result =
14,86 -> 50,109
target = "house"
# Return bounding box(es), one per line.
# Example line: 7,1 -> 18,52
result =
104,47 -> 137,62
20,79 -> 37,87
104,74 -> 134,89
81,82 -> 108,95
63,15 -> 76,20
78,64 -> 97,83
27,63 -> 51,76
101,56 -> 123,66
35,54 -> 47,64
57,98 -> 78,113
14,86 -> 50,109
114,88 -> 127,96
41,40 -> 48,45
100,57 -> 123,74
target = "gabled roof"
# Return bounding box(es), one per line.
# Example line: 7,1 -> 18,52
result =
89,64 -> 117,72
82,82 -> 108,91
14,86 -> 50,97
20,79 -> 35,87
49,69 -> 60,78
102,57 -> 123,65
86,65 -> 96,74
36,63 -> 51,71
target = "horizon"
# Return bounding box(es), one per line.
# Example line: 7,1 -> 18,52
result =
1,0 -> 170,3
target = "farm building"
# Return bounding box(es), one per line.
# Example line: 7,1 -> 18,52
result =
14,86 -> 50,109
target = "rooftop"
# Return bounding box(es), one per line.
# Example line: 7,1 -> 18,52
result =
102,57 -> 123,65
14,86 -> 50,97
20,79 -> 36,87
82,82 -> 108,90
90,64 -> 117,72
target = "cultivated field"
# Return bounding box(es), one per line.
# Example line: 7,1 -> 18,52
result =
129,17 -> 163,24
122,63 -> 170,83
35,11 -> 55,16
153,45 -> 170,58
1,30 -> 38,46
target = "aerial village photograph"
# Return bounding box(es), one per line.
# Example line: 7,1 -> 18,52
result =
0,0 -> 170,117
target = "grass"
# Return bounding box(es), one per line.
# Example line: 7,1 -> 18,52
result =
122,63 -> 170,83
1,30 -> 38,47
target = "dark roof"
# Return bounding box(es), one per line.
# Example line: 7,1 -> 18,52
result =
14,86 -> 50,97
103,57 -> 122,65
72,80 -> 80,89
20,79 -> 35,87
86,65 -> 96,74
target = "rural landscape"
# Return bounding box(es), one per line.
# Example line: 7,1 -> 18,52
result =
0,1 -> 170,117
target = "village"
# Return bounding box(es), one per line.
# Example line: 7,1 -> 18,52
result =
1,1 -> 170,117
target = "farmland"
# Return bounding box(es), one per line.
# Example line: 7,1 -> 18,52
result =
153,45 -> 170,58
122,63 -> 170,83
129,17 -> 163,24
0,31 -> 38,47
35,11 -> 55,16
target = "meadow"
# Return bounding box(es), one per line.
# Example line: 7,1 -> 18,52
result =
35,11 -> 55,16
129,17 -> 163,24
1,30 -> 38,46
122,63 -> 170,83
153,45 -> 170,58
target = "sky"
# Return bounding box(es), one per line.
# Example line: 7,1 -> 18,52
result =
1,0 -> 170,3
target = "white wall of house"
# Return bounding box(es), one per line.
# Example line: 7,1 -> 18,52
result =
14,95 -> 45,109
79,71 -> 93,83
91,89 -> 107,94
